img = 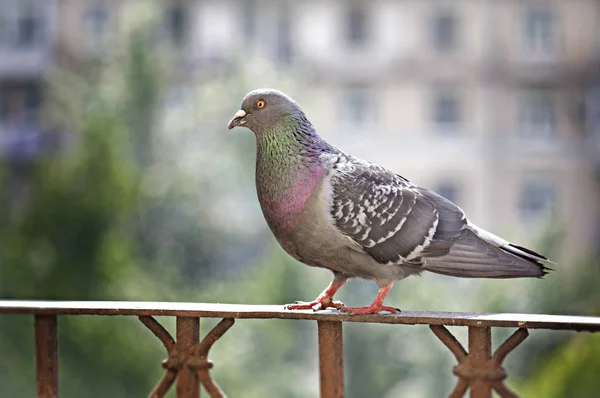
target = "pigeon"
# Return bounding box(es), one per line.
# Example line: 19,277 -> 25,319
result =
228,89 -> 551,315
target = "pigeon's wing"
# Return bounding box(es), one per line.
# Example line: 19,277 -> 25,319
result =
330,157 -> 549,278
330,159 -> 444,264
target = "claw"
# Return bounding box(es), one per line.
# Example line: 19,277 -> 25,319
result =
286,296 -> 346,312
287,276 -> 348,312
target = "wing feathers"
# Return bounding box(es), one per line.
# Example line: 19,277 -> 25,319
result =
330,154 -> 550,278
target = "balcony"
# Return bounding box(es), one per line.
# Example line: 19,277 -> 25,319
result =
0,49 -> 53,79
0,123 -> 50,161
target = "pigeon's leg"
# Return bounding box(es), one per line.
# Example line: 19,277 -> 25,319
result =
341,281 -> 399,315
286,273 -> 348,311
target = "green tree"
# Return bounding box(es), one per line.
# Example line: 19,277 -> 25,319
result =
0,29 -> 167,397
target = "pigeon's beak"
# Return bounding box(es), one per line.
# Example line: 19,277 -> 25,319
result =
228,109 -> 247,130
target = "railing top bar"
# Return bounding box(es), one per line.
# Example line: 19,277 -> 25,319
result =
1,300 -> 599,331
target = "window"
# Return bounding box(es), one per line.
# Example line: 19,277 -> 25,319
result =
522,6 -> 556,56
432,88 -> 461,131
586,85 -> 600,136
346,4 -> 368,46
23,84 -> 40,125
242,0 -> 257,42
595,224 -> 600,257
431,11 -> 458,53
0,2 -> 45,49
520,90 -> 555,137
344,85 -> 374,130
0,14 -> 8,46
0,87 -> 6,123
17,4 -> 44,48
0,84 -> 40,126
86,6 -> 109,51
276,2 -> 292,64
520,178 -> 556,220
165,3 -> 188,46
435,182 -> 459,204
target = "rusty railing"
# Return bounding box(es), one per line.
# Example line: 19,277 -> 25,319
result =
1,300 -> 599,398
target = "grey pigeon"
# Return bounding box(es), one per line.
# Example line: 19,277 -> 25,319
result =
228,89 -> 550,315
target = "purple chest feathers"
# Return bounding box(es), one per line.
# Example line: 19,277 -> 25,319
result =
256,164 -> 327,233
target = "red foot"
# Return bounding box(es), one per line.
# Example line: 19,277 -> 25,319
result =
286,296 -> 346,311
339,281 -> 399,315
287,276 -> 348,312
341,305 -> 400,315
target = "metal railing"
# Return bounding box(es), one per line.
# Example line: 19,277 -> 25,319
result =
1,300 -> 599,398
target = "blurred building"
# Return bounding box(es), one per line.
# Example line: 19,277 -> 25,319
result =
2,0 -> 599,260
0,0 -> 58,162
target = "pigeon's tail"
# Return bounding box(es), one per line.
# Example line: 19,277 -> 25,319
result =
421,223 -> 551,279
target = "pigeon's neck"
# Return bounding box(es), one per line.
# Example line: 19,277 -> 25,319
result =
255,119 -> 329,233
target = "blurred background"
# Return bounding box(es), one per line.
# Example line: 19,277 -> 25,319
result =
0,0 -> 599,397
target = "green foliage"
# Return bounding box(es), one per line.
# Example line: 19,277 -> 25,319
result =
515,333 -> 600,398
0,110 -> 138,300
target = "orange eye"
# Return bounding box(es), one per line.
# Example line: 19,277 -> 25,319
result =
256,100 -> 266,109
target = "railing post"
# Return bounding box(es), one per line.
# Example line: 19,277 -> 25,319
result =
177,317 -> 200,398
35,314 -> 58,398
317,320 -> 344,398
468,327 -> 492,398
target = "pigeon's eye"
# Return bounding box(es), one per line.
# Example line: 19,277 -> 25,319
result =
256,100 -> 266,109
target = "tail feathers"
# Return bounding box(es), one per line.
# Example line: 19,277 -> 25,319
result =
422,225 -> 551,279
505,243 -> 554,264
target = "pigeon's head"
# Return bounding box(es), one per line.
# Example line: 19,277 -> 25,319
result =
228,89 -> 303,134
